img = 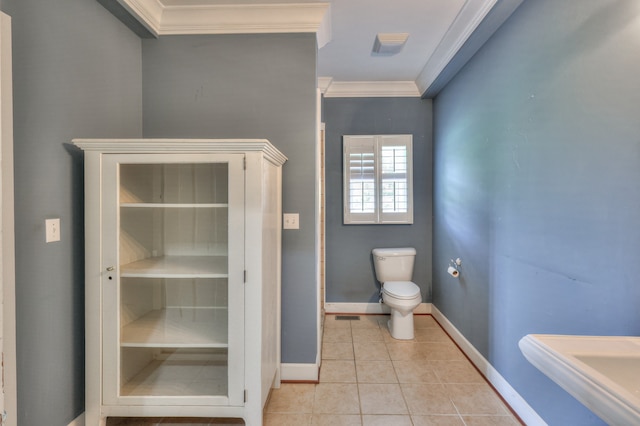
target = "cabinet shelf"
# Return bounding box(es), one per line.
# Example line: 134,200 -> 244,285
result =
121,256 -> 228,278
121,349 -> 228,397
121,307 -> 228,348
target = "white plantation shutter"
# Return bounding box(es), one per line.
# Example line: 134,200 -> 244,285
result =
379,135 -> 412,223
343,135 -> 413,224
344,136 -> 377,223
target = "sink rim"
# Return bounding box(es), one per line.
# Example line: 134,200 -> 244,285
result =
519,334 -> 640,425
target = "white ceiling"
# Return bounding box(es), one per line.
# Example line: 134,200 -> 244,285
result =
318,0 -> 466,81
115,0 -> 508,96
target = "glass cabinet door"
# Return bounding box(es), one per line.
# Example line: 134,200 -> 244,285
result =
101,154 -> 245,406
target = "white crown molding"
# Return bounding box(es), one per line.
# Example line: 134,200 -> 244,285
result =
117,0 -> 332,47
321,80 -> 421,98
116,0 -> 163,34
416,0 -> 498,94
317,76 -> 333,94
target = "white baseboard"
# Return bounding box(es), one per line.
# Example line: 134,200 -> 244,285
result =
68,412 -> 85,426
280,362 -> 319,382
431,306 -> 546,426
324,302 -> 431,315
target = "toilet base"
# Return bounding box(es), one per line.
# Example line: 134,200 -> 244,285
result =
387,309 -> 415,340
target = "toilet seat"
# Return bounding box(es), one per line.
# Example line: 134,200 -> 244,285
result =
383,281 -> 420,300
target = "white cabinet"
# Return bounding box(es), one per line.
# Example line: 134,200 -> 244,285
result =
74,139 -> 286,426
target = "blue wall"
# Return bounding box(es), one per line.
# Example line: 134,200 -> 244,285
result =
433,0 -> 640,424
324,98 -> 433,304
141,34 -> 319,363
1,0 -> 142,424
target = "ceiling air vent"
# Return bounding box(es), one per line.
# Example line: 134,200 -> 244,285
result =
372,33 -> 409,56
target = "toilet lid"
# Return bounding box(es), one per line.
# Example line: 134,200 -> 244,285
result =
383,281 -> 421,299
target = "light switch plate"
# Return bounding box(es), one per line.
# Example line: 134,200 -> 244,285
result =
283,213 -> 299,230
46,218 -> 61,242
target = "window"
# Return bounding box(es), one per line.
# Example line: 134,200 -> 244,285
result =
343,135 -> 413,224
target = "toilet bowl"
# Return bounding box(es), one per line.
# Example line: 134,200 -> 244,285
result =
382,281 -> 422,339
372,248 -> 422,340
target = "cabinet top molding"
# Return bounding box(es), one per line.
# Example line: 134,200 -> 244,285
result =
72,138 -> 287,165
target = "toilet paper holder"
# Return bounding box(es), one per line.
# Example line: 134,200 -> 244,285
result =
448,258 -> 462,278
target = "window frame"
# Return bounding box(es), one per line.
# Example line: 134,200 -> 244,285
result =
343,134 -> 413,225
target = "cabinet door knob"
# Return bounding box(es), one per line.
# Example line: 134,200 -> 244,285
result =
106,266 -> 114,272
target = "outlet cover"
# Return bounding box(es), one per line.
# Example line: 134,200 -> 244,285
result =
283,213 -> 299,230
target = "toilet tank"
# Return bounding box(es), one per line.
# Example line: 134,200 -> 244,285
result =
372,247 -> 416,282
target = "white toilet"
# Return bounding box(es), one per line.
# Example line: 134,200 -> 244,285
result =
372,247 -> 422,340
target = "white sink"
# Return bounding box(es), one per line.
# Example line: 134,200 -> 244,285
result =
519,334 -> 640,425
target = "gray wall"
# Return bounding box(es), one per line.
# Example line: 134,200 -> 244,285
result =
0,0 -> 142,425
141,34 -> 318,363
433,0 -> 640,424
324,98 -> 433,303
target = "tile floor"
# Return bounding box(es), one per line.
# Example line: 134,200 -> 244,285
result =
106,314 -> 522,426
264,314 -> 522,426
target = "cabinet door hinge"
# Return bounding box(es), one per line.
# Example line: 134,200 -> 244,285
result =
244,270 -> 247,283
244,390 -> 248,402
243,157 -> 246,170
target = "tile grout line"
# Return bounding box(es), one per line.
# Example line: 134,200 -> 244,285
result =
315,315 -> 521,426
349,320 -> 366,423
